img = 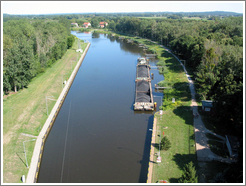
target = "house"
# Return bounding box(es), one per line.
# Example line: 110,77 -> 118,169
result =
71,23 -> 79,27
226,135 -> 239,158
99,22 -> 108,28
83,22 -> 91,28
202,100 -> 213,112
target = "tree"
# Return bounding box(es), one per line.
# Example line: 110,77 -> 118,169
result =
179,161 -> 198,183
212,47 -> 243,133
91,18 -> 99,28
160,136 -> 171,150
67,34 -> 75,49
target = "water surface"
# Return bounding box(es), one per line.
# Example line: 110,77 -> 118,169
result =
37,32 -> 164,183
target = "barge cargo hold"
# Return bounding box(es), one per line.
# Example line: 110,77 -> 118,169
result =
134,57 -> 154,111
134,79 -> 154,111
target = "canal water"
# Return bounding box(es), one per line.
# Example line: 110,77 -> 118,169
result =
37,31 -> 164,183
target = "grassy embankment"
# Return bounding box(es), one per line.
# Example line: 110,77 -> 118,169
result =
92,29 -> 229,182
125,36 -> 228,183
139,40 -> 196,183
3,38 -> 88,183
102,33 -> 196,182
91,30 -> 196,182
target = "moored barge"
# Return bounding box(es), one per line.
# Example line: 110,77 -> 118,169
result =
134,57 -> 154,111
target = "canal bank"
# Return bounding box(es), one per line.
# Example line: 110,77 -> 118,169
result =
36,32 -> 165,183
26,42 -> 91,183
146,114 -> 158,183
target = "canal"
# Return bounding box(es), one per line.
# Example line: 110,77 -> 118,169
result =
37,31 -> 164,183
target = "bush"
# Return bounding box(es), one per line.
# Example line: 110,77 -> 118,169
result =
160,136 -> 171,150
67,35 -> 75,49
179,161 -> 198,183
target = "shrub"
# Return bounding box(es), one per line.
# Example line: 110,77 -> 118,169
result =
179,161 -> 198,183
160,136 -> 171,150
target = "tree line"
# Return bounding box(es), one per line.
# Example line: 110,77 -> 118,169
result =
109,16 -> 243,135
2,13 -> 243,182
3,17 -> 75,93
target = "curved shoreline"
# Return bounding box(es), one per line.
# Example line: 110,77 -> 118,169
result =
26,42 -> 91,183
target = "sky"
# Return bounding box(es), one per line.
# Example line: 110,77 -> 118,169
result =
1,1 -> 244,15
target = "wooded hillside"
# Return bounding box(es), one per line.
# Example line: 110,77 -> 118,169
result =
3,17 -> 75,93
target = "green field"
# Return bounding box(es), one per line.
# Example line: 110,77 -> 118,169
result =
147,43 -> 196,183
3,38 -> 88,183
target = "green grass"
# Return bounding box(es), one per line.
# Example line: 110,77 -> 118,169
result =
105,31 -> 233,183
152,108 -> 196,183
3,38 -> 88,183
138,39 -> 197,182
103,31 -> 197,182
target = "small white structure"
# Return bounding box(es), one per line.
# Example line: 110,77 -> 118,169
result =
71,23 -> 79,27
83,22 -> 91,28
76,49 -> 83,53
22,175 -> 25,183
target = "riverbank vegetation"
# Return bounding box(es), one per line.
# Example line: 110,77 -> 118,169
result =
91,16 -> 243,182
2,12 -> 243,183
3,17 -> 75,94
3,35 -> 87,182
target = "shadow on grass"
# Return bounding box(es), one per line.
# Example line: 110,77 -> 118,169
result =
173,82 -> 192,102
173,106 -> 193,126
169,178 -> 180,183
172,153 -> 197,171
16,152 -> 27,167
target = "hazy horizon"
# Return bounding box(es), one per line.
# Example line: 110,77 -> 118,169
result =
2,1 -> 244,15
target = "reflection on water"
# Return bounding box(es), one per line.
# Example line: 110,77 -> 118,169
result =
37,32 -> 164,183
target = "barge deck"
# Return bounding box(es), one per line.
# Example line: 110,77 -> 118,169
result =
134,57 -> 154,111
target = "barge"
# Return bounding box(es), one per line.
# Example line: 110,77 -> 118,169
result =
134,57 -> 154,111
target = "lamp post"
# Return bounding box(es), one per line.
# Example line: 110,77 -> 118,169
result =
153,95 -> 163,115
23,139 -> 36,168
149,129 -> 161,163
45,96 -> 55,116
62,73 -> 68,89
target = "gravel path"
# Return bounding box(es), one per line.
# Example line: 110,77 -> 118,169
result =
158,44 -> 235,163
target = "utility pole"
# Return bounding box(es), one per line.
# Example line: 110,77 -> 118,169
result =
45,96 -> 56,116
23,139 -> 36,168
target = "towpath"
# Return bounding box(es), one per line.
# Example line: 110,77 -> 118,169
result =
26,43 -> 91,183
144,39 -> 235,162
158,43 -> 235,163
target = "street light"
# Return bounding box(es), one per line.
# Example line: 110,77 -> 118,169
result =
153,95 -> 163,115
23,139 -> 36,168
149,129 -> 162,163
62,73 -> 68,89
45,96 -> 56,116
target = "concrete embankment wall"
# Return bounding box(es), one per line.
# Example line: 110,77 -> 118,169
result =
146,116 -> 157,183
26,42 -> 91,183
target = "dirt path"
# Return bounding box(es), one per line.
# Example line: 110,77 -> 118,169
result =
163,45 -> 235,164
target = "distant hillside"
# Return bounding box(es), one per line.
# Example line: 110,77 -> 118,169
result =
3,11 -> 243,21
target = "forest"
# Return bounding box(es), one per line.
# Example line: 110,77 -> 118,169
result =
3,17 -> 75,93
2,12 -> 243,183
3,13 -> 243,137
92,15 -> 243,136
